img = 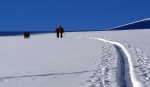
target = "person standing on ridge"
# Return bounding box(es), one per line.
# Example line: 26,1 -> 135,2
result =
59,26 -> 64,38
54,28 -> 60,38
54,26 -> 64,38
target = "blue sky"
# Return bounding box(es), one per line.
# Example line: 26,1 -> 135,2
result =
0,0 -> 150,31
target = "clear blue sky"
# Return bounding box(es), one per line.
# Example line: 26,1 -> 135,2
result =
0,0 -> 150,31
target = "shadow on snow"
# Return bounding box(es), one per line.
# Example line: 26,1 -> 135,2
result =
0,70 -> 95,80
115,45 -> 133,87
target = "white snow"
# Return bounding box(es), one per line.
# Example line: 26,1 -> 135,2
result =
89,38 -> 143,87
0,29 -> 150,87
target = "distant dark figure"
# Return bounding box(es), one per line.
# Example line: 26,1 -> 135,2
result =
24,32 -> 30,39
55,28 -> 60,38
59,26 -> 64,38
54,26 -> 64,38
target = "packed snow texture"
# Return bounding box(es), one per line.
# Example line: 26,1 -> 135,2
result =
0,29 -> 150,87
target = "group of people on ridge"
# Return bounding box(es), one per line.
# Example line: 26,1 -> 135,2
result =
24,32 -> 30,39
54,26 -> 64,38
23,26 -> 64,39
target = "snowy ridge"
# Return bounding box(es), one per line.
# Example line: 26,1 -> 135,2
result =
110,18 -> 150,30
88,37 -> 144,87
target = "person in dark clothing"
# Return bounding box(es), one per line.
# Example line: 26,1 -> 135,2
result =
55,28 -> 60,38
54,26 -> 64,38
24,32 -> 30,39
59,26 -> 64,38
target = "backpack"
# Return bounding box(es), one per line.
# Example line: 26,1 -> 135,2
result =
59,28 -> 64,33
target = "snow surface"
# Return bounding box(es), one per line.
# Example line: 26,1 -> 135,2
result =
0,29 -> 150,87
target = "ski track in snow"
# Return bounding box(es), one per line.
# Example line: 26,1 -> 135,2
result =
114,45 -> 132,87
87,37 -> 150,87
122,41 -> 150,85
76,37 -> 149,87
88,37 -> 144,87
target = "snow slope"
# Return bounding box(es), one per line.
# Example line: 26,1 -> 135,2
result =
0,29 -> 150,87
